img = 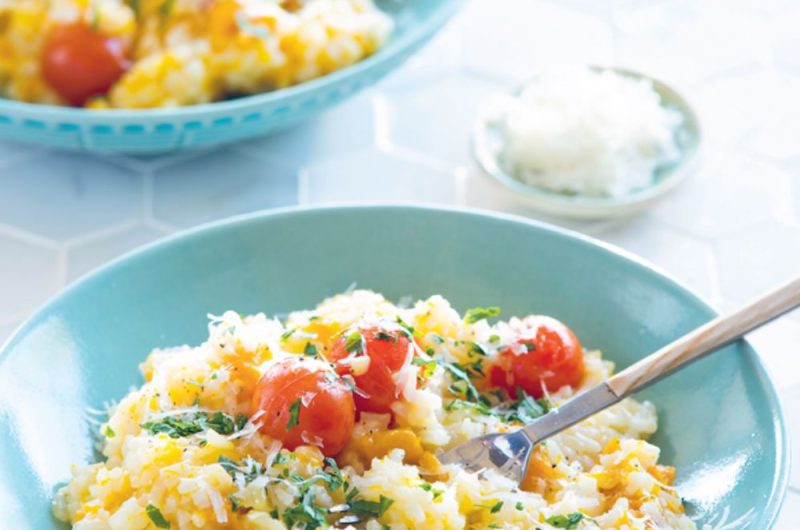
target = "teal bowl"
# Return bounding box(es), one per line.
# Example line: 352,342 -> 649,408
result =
0,206 -> 788,528
0,1 -> 459,155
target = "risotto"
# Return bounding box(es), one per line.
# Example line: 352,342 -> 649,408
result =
53,290 -> 695,529
0,0 -> 392,108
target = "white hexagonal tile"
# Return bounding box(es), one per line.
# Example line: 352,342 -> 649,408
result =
691,66 -> 777,147
236,92 -> 379,165
377,15 -> 464,92
0,154 -> 142,241
769,5 -> 800,77
460,0 -> 614,82
462,167 -> 607,235
0,234 -> 59,323
0,140 -> 44,170
792,168 -> 800,224
152,149 -> 299,228
592,217 -> 719,302
714,219 -> 800,311
614,1 -> 770,87
744,74 -> 800,162
66,225 -> 170,282
650,149 -> 794,239
748,319 -> 800,392
779,384 -> 800,491
774,489 -> 800,529
383,73 -> 504,165
301,150 -> 457,205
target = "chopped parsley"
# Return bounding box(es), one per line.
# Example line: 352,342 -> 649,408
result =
464,306 -> 501,324
103,425 -> 115,438
218,455 -> 263,483
145,504 -> 170,529
516,501 -> 524,511
419,482 -> 444,499
348,495 -> 394,518
546,512 -> 584,529
412,357 -> 437,378
444,387 -> 549,425
344,331 -> 364,355
477,500 -> 503,513
283,492 -> 327,529
395,316 -> 415,335
469,342 -> 487,356
281,328 -> 296,340
303,342 -> 319,357
141,411 -> 245,438
286,399 -> 302,430
442,361 -> 482,401
503,387 -> 548,424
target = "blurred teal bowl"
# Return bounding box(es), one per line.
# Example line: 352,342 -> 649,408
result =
0,1 -> 460,155
0,205 -> 788,528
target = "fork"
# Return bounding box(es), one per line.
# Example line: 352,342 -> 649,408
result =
438,275 -> 800,483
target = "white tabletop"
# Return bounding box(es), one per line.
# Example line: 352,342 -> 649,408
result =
0,0 -> 798,524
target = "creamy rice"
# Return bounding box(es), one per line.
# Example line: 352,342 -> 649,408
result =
0,0 -> 392,108
53,290 -> 694,529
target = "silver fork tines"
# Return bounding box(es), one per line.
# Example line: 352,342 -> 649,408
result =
438,383 -> 620,484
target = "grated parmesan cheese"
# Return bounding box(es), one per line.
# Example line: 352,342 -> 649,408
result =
494,66 -> 684,197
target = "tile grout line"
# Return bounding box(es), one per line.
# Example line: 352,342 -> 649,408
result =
59,219 -> 141,251
55,248 -> 69,289
372,93 -> 393,152
297,168 -> 311,205
0,223 -> 59,250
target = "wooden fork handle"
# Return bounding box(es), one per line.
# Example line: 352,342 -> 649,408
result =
607,275 -> 800,398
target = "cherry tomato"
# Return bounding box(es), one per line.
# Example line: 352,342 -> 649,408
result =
40,22 -> 129,106
251,358 -> 355,456
489,316 -> 584,399
328,324 -> 415,414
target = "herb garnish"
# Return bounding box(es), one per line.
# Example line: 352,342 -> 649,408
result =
444,387 -> 549,424
286,399 -> 301,430
344,331 -> 364,355
348,495 -> 394,518
546,512 -> 584,528
146,504 -> 170,529
464,306 -> 501,324
141,411 -> 246,438
303,342 -> 318,357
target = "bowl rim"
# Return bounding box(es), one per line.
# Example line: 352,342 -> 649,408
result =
0,203 -> 789,528
471,66 -> 704,216
0,1 -> 462,121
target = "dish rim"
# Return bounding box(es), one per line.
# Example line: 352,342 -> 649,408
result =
471,66 -> 704,217
0,203 -> 789,528
0,1 -> 462,120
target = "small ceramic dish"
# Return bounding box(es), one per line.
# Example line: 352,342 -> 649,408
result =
472,67 -> 702,219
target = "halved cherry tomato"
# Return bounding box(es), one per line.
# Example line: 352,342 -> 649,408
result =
40,22 -> 129,106
328,324 -> 415,414
489,316 -> 584,399
251,358 -> 355,456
